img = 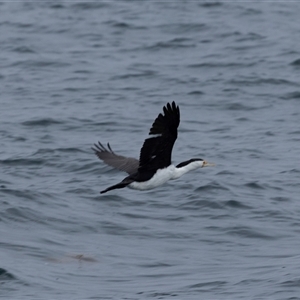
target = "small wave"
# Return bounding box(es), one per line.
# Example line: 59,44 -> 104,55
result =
111,70 -> 157,80
226,226 -> 276,240
188,90 -> 204,95
143,38 -> 196,51
244,182 -> 265,189
108,21 -> 131,29
224,200 -> 252,209
280,278 -> 300,287
22,118 -> 63,127
146,292 -> 178,298
281,91 -> 300,100
0,188 -> 54,203
237,117 -> 250,122
229,77 -> 298,87
235,32 -> 265,42
71,2 -> 108,10
195,182 -> 229,192
187,280 -> 227,289
10,59 -> 70,68
289,130 -> 300,135
65,188 -> 94,194
49,3 -> 64,9
45,254 -> 98,263
217,170 -> 236,175
159,23 -> 207,34
105,20 -> 146,30
2,206 -> 47,224
12,46 -> 35,53
199,2 -> 222,7
63,87 -> 89,92
271,196 -> 290,202
225,102 -> 259,111
0,268 -> 16,280
0,158 -> 45,166
180,199 -> 224,210
290,58 -> 300,66
188,62 -> 255,68
279,168 -> 300,174
33,147 -> 84,155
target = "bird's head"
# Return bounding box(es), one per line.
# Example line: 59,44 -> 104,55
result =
173,158 -> 215,179
176,158 -> 215,169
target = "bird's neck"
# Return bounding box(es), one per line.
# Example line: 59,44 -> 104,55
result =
172,161 -> 203,179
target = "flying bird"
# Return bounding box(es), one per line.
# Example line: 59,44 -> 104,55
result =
92,102 -> 214,194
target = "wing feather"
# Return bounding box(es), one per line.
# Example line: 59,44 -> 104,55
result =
92,142 -> 139,175
138,102 -> 180,172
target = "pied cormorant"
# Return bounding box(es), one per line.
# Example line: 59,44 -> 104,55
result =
92,102 -> 214,194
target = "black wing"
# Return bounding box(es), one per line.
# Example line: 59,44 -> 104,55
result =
92,142 -> 139,175
138,102 -> 180,172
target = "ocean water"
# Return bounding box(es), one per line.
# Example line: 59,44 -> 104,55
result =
1,1 -> 300,299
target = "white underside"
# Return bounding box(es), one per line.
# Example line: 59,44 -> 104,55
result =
128,160 -> 204,191
128,165 -> 178,191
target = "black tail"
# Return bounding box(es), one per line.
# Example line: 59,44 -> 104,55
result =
100,178 -> 133,194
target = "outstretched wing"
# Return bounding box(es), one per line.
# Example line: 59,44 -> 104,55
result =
138,102 -> 180,172
92,142 -> 139,175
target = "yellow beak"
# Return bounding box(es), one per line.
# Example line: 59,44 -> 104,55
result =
203,161 -> 215,167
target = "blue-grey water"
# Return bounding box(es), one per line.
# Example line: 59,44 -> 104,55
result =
1,2 -> 300,299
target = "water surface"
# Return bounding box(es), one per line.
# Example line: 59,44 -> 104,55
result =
1,2 -> 300,299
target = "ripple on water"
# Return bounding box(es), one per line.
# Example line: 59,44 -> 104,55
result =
21,118 -> 64,127
290,58 -> 300,66
0,268 -> 16,280
0,158 -> 45,166
225,226 -> 277,240
244,181 -> 265,190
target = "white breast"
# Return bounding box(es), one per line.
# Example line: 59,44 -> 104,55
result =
128,165 -> 177,191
